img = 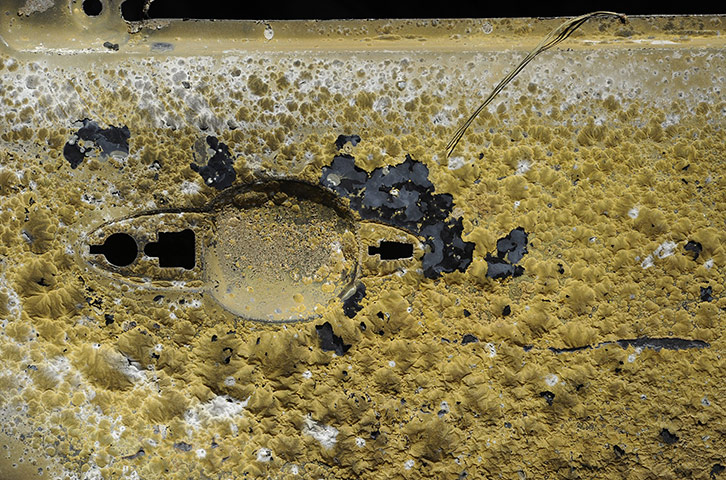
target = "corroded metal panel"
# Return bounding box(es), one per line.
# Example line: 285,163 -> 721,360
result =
1,2 -> 724,479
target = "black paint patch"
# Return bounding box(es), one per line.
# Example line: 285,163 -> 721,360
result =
173,442 -> 193,452
496,227 -> 528,264
77,119 -> 130,155
502,305 -> 511,316
711,464 -> 725,478
659,428 -> 679,445
321,154 -> 475,278
322,155 -> 368,200
548,345 -> 592,354
63,119 -> 130,169
342,283 -> 366,318
461,334 -> 479,345
315,321 -> 351,356
616,337 -> 710,351
63,143 -> 86,169
421,217 -> 475,278
485,254 -> 524,279
486,228 -> 528,280
540,391 -> 555,406
190,136 -> 236,190
151,42 -> 174,52
684,240 -> 703,260
700,285 -> 713,302
548,336 -> 710,354
335,134 -> 361,149
103,41 -> 120,51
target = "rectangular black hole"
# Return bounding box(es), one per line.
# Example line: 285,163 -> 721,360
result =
368,241 -> 413,260
144,229 -> 195,269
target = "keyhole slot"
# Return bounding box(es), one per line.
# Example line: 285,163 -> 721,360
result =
144,229 -> 195,269
368,241 -> 413,260
89,233 -> 138,267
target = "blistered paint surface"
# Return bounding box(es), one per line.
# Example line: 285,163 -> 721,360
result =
0,3 -> 725,479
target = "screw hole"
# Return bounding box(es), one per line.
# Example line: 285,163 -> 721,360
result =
368,241 -> 413,260
82,0 -> 103,16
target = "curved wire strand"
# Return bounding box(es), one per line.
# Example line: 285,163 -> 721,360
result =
446,11 -> 627,158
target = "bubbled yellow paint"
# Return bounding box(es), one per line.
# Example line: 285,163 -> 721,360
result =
0,3 -> 725,480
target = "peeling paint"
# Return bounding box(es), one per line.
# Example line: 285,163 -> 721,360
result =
0,7 -> 724,480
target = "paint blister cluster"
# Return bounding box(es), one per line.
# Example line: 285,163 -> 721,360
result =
0,9 -> 725,480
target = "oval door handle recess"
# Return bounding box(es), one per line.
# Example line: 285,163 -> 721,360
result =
83,180 -> 417,323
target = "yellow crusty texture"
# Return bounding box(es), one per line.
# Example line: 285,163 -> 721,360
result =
1,12 -> 725,480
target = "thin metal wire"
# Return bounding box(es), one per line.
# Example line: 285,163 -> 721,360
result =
446,11 -> 627,158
